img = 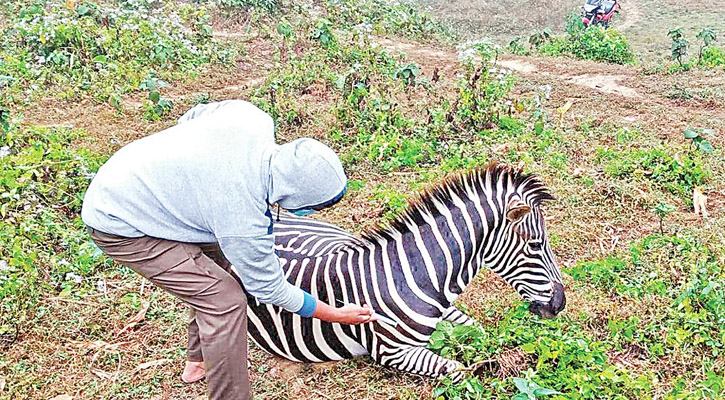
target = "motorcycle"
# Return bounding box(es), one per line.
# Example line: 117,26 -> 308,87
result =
581,0 -> 620,28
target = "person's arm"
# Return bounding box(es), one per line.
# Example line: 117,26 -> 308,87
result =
217,235 -> 374,324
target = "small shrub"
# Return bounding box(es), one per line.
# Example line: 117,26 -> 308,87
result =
373,184 -> 408,220
684,127 -> 714,153
528,28 -> 553,49
326,0 -> 450,41
1,124 -> 106,331
217,0 -> 278,12
599,146 -> 708,198
508,36 -> 529,55
452,40 -> 516,132
696,27 -> 717,65
540,26 -> 635,64
139,77 -> 173,121
701,46 -> 725,69
668,27 -> 689,68
653,202 -> 675,235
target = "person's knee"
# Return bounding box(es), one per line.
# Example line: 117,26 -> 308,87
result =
211,275 -> 247,317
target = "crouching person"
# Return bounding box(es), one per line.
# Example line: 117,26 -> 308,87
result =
81,100 -> 374,400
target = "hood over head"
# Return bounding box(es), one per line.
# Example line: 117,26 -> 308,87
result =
268,138 -> 347,211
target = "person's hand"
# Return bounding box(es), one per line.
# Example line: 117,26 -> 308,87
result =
313,301 -> 378,325
335,303 -> 378,325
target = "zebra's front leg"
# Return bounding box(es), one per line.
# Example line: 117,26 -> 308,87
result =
442,306 -> 476,326
375,345 -> 466,383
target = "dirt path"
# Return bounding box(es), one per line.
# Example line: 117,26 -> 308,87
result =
377,37 -> 725,138
617,0 -> 643,31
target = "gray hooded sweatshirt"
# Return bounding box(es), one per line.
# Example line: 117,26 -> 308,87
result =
81,100 -> 347,315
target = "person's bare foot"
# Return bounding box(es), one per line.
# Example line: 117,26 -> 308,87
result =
182,361 -> 206,383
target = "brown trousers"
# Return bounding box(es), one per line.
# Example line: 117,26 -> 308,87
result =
89,228 -> 251,400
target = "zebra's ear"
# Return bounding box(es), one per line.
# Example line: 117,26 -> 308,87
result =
506,197 -> 531,223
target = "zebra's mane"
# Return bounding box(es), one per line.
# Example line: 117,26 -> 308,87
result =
362,162 -> 554,241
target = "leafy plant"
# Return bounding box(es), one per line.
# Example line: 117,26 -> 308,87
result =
599,146 -> 708,198
1,124 -> 105,333
140,76 -> 173,121
512,376 -> 560,400
451,40 -> 515,132
0,106 -> 9,135
696,27 -> 717,64
508,36 -> 528,55
217,0 -> 278,12
684,127 -> 714,153
325,0 -> 450,41
701,45 -> 725,69
528,28 -> 552,49
653,202 -> 675,235
668,27 -> 689,68
373,184 -> 408,220
312,19 -> 335,48
565,12 -> 585,36
395,63 -> 420,86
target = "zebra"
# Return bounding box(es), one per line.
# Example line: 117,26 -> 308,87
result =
245,162 -> 566,380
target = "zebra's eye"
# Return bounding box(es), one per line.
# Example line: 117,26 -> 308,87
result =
529,241 -> 542,251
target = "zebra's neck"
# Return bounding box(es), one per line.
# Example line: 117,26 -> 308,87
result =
358,188 -> 493,309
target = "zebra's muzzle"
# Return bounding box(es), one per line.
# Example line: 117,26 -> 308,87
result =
528,282 -> 566,319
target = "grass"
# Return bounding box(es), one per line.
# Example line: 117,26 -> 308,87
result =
2,0 -> 725,399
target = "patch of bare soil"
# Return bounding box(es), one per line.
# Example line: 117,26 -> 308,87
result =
498,59 -> 538,74
565,73 -> 641,97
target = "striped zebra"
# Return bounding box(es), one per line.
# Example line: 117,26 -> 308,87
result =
246,162 -> 566,380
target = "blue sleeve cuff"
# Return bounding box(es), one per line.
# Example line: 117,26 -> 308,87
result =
296,291 -> 317,318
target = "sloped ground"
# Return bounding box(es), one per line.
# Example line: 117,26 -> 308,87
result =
4,2 -> 725,399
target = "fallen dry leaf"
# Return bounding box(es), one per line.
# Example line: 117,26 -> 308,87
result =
135,359 -> 172,372
49,394 -> 73,400
90,368 -> 115,380
556,100 -> 573,128
70,340 -> 123,352
117,302 -> 150,335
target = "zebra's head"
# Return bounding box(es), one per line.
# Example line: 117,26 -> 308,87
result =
487,165 -> 565,318
364,162 -> 565,319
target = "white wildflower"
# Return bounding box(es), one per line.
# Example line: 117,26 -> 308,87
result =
458,48 -> 476,62
66,272 -> 82,284
97,279 -> 107,293
0,146 -> 10,158
0,260 -> 10,272
541,84 -> 552,99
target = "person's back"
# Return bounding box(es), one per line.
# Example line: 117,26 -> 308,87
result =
82,100 -> 275,242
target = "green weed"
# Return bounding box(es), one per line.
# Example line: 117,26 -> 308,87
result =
598,146 -> 708,199
0,124 -> 106,332
539,26 -> 635,65
0,0 -> 233,104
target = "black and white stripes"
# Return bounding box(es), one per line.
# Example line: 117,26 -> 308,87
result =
245,162 -> 565,379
